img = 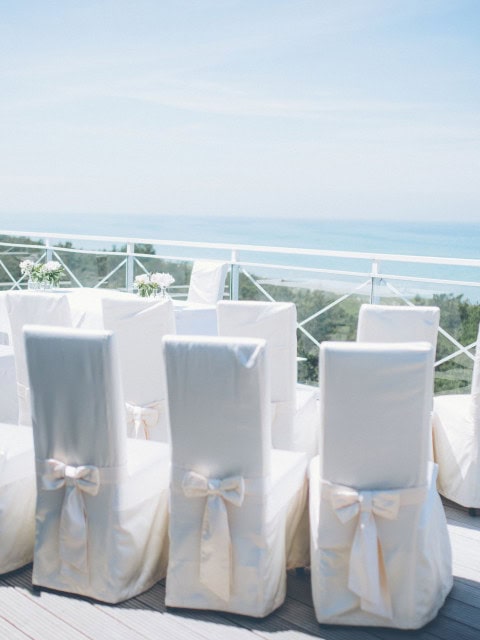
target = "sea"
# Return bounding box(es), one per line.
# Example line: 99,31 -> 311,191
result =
1,213 -> 479,302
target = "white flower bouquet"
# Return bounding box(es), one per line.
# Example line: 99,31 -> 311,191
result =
20,259 -> 65,288
134,272 -> 175,298
42,261 -> 64,285
20,259 -> 43,283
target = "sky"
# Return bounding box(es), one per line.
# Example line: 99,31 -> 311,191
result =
1,0 -> 479,222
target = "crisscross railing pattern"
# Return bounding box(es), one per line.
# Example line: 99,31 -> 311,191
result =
1,229 -> 479,390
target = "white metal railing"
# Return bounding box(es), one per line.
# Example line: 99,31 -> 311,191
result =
1,229 -> 479,390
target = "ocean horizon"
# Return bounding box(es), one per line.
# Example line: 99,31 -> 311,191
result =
1,212 -> 480,258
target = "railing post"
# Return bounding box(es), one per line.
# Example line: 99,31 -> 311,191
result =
230,250 -> 239,300
370,259 -> 380,304
126,242 -> 135,292
45,237 -> 53,262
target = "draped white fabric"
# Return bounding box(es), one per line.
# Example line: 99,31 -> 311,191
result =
6,292 -> 72,425
102,297 -> 175,442
0,345 -> 17,423
356,304 -> 440,350
217,301 -> 318,456
187,260 -> 229,305
0,289 -> 216,338
24,326 -> 170,603
0,423 -> 36,574
217,300 -> 318,569
173,301 -> 217,335
433,322 -> 480,507
310,342 -> 452,629
164,336 -> 307,617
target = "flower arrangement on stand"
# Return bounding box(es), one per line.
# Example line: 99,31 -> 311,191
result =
20,259 -> 65,289
134,272 -> 175,299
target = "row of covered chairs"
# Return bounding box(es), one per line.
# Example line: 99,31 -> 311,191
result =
5,292 -> 319,454
1,321 -> 452,628
4,255 -> 229,426
5,291 -> 480,515
0,303 -> 476,624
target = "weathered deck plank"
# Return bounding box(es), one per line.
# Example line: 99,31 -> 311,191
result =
1,503 -> 478,640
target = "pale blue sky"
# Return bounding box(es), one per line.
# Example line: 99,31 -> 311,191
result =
1,0 -> 479,221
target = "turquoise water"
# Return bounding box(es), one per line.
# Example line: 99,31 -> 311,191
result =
1,213 -> 479,259
2,213 -> 479,301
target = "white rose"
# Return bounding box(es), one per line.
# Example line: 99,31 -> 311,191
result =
151,272 -> 175,287
134,274 -> 150,285
19,259 -> 34,274
44,261 -> 62,273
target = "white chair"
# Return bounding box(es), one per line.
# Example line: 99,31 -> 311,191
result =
217,301 -> 317,568
217,301 -> 318,458
102,297 -> 176,442
310,341 -> 452,628
0,423 -> 36,574
356,304 -> 440,351
0,345 -> 18,423
432,322 -> 480,512
163,335 -> 307,616
357,303 -> 441,463
6,292 -> 72,425
24,326 -> 170,603
187,260 -> 229,305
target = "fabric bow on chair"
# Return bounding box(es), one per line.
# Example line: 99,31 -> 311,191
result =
39,459 -> 101,574
125,401 -> 162,439
326,481 -> 427,620
182,470 -> 245,601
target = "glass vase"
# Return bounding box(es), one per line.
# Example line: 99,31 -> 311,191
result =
27,279 -> 41,291
158,286 -> 170,300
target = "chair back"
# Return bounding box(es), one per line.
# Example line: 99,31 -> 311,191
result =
319,341 -> 434,490
164,335 -> 270,479
356,304 -> 440,351
186,260 -> 229,305
6,292 -> 72,425
471,322 -> 480,423
102,297 -> 176,441
24,326 -> 126,468
217,301 -> 297,448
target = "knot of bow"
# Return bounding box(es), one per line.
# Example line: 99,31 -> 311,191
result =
41,459 -> 100,575
182,470 -> 245,601
125,401 -> 161,439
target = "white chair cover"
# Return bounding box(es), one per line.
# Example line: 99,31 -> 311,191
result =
0,345 -> 18,423
187,260 -> 229,305
0,423 -> 36,573
102,297 -> 176,442
356,304 -> 440,351
163,335 -> 307,617
357,303 -> 440,461
310,341 -> 452,628
24,326 -> 170,603
217,301 -> 318,457
433,322 -> 480,508
217,301 -> 317,569
6,292 -> 72,425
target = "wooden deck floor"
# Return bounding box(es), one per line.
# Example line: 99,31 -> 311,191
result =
1,501 -> 479,640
